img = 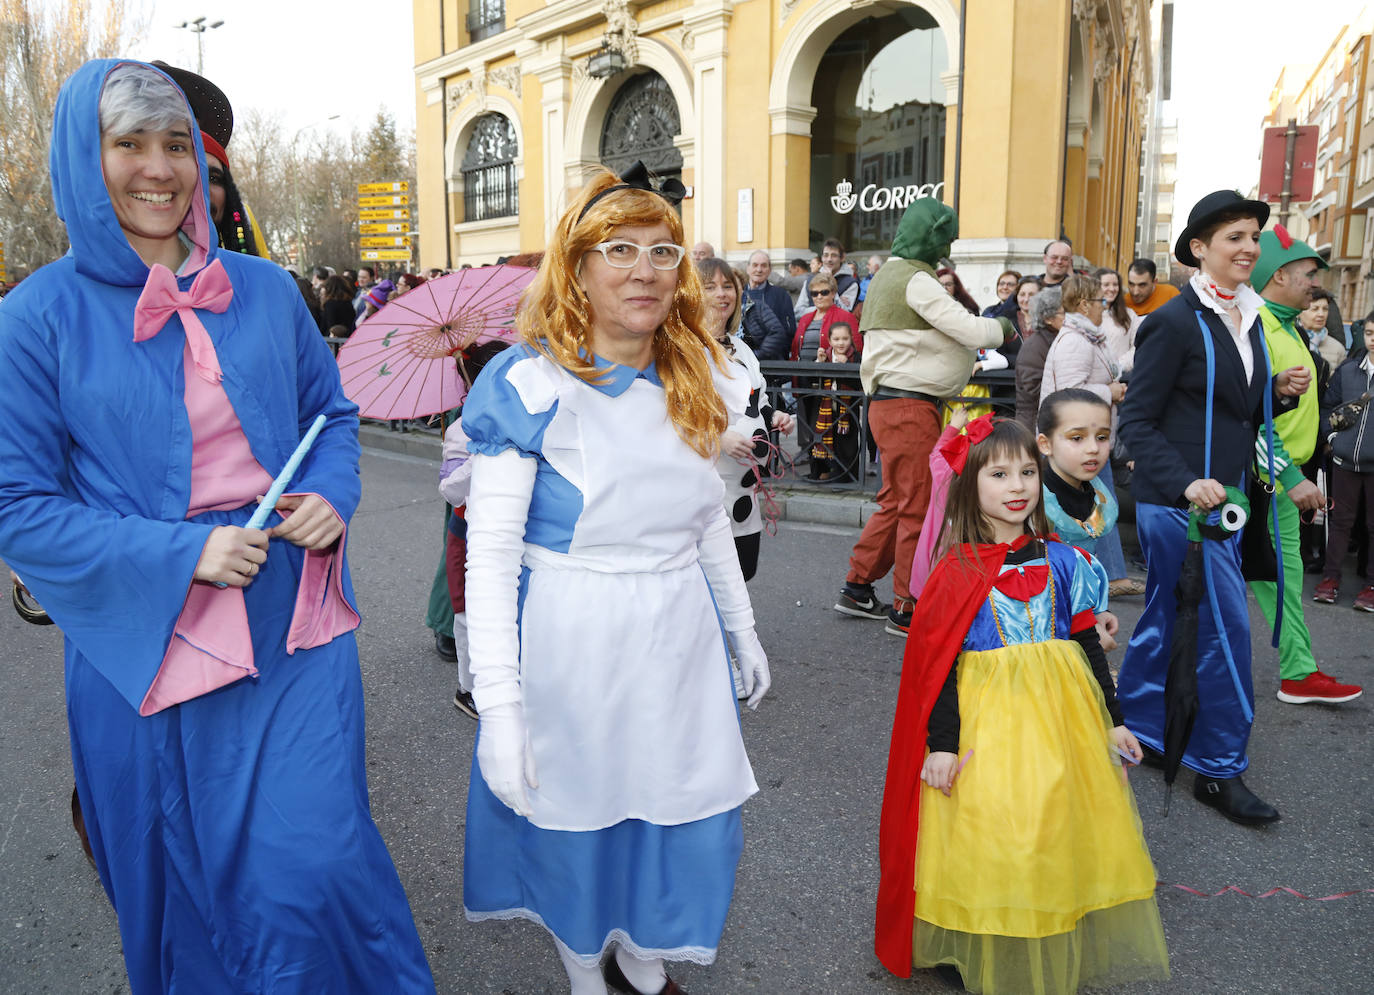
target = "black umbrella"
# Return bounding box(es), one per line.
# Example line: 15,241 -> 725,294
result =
1161,496 -> 1251,815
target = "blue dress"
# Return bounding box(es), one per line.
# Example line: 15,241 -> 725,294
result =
461,344 -> 758,966
0,60 -> 433,993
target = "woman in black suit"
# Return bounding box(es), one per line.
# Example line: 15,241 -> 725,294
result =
1116,191 -> 1310,826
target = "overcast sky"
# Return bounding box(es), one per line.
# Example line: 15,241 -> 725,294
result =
119,0 -> 1368,244
125,0 -> 419,145
1167,0 -> 1369,239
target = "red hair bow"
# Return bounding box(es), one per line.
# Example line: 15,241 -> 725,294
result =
938,412 -> 996,475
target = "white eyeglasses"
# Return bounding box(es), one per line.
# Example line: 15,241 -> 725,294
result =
588,241 -> 685,270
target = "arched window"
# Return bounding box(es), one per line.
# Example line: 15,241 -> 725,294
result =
599,72 -> 683,185
461,113 -> 518,222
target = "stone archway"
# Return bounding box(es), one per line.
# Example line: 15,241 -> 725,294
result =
765,0 -> 960,254
768,0 -> 961,136
564,37 -> 694,191
599,71 -> 683,181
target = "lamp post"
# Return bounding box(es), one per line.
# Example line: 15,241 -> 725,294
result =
174,16 -> 224,75
290,115 -> 342,269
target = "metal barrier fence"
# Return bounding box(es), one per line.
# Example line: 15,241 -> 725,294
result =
755,362 -> 1016,495
328,334 -> 1019,496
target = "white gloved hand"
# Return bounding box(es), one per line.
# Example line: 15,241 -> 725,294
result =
730,628 -> 771,709
476,701 -> 538,817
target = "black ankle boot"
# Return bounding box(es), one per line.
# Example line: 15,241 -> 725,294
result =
1193,773 -> 1280,825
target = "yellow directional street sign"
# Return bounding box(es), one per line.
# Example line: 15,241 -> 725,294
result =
357,181 -> 409,194
358,194 -> 410,207
360,235 -> 412,248
359,207 -> 410,221
361,249 -> 413,262
359,222 -> 408,235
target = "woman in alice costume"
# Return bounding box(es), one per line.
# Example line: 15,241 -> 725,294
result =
460,162 -> 771,995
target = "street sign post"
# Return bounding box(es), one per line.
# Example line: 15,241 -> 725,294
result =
359,208 -> 410,221
360,235 -> 412,248
358,194 -> 410,208
358,181 -> 415,267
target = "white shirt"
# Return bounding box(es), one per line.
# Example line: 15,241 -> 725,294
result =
1189,273 -> 1260,383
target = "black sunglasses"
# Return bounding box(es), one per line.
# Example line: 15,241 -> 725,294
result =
811,288 -> 833,297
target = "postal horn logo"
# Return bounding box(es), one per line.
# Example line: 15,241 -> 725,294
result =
831,179 -> 858,214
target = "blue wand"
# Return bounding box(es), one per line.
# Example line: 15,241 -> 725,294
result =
246,414 -> 328,529
213,414 -> 328,588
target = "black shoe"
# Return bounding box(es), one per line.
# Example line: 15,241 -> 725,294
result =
834,583 -> 888,619
603,952 -> 686,994
1193,774 -> 1280,825
434,630 -> 458,661
885,604 -> 913,636
452,688 -> 478,720
933,964 -> 965,990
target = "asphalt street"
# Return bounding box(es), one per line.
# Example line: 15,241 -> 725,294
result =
1,447 -> 1371,993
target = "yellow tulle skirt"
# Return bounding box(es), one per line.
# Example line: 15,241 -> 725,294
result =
943,383 -> 994,424
914,641 -> 1169,993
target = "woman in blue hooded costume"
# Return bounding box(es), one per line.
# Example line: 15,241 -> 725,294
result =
0,61 -> 435,993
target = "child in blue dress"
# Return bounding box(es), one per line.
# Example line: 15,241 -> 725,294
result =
876,416 -> 1168,993
1036,387 -> 1122,647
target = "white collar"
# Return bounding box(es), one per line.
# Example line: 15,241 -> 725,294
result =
1189,272 -> 1262,332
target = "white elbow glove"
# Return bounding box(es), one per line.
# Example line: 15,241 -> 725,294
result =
464,449 -> 536,713
699,508 -> 771,707
476,700 -> 538,816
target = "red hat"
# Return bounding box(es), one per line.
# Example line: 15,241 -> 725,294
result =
200,130 -> 229,169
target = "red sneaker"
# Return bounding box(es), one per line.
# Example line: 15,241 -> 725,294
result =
1354,586 -> 1374,612
1277,670 -> 1364,704
1313,577 -> 1340,604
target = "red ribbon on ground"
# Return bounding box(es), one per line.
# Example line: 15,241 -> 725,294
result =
1158,882 -> 1374,901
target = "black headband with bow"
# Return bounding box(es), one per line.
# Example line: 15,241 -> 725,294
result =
576,160 -> 687,223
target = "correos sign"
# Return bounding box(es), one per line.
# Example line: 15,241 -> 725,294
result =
830,178 -> 945,215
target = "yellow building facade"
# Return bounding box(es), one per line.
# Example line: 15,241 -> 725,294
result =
412,0 -> 1153,302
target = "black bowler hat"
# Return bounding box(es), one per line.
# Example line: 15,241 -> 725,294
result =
150,60 -> 234,149
1174,190 -> 1269,268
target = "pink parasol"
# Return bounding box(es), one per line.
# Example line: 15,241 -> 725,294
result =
336,264 -> 535,419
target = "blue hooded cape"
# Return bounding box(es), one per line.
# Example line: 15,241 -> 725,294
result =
0,60 -> 434,993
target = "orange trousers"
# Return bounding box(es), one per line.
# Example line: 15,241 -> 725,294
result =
846,396 -> 941,605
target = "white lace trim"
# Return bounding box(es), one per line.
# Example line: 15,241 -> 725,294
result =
463,905 -> 720,968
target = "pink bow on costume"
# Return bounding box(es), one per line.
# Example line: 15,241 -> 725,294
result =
134,259 -> 234,384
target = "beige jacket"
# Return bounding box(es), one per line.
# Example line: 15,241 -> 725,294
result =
859,269 -> 1007,396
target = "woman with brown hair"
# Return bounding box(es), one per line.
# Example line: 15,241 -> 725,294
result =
1117,190 -> 1311,826
697,256 -> 795,589
1095,266 -> 1140,374
460,163 -> 770,994
320,273 -> 357,336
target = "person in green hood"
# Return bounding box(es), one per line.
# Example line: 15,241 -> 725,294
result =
1250,227 -> 1363,705
833,197 -> 1013,635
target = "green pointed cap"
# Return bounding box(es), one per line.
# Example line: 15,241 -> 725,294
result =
1253,224 -> 1327,293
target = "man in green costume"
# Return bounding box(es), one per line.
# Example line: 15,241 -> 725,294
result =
834,197 -> 1012,635
1250,226 -> 1362,704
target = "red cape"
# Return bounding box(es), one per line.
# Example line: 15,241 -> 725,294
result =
874,537 -> 1029,977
